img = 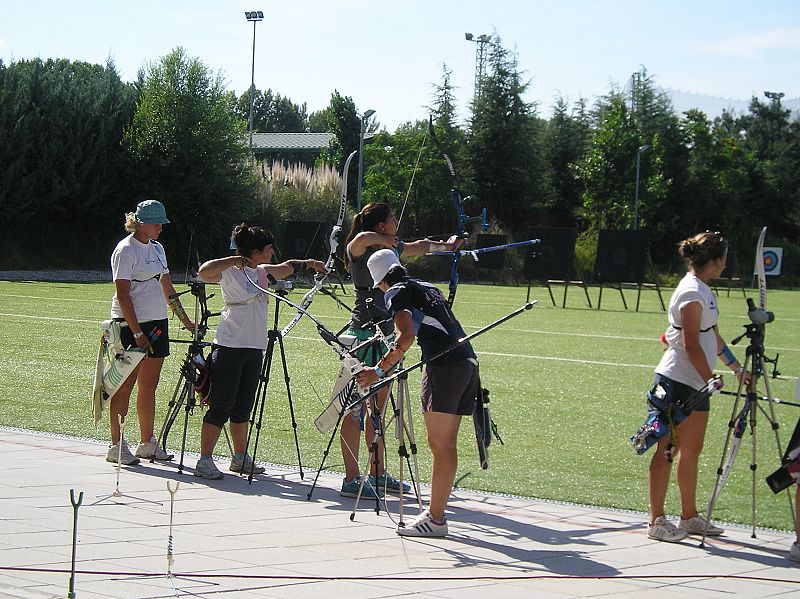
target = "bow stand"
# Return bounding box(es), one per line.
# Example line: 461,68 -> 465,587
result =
158,278 -> 221,472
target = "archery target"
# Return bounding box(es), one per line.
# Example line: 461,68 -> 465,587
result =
524,227 -> 577,280
593,230 -> 648,283
762,247 -> 783,276
475,234 -> 508,270
282,221 -> 327,261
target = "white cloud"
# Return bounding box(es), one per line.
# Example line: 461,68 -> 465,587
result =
698,28 -> 800,59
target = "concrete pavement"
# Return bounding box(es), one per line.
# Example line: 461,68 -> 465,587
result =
1,428 -> 798,598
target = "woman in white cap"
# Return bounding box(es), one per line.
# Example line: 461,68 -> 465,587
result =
339,202 -> 462,499
107,199 -> 195,465
356,249 -> 479,537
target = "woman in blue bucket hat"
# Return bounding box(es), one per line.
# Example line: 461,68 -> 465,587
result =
106,200 -> 195,465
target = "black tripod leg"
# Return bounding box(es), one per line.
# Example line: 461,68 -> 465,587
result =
276,333 -> 303,479
178,380 -> 194,473
370,402 -> 383,514
308,409 -> 346,500
245,335 -> 274,484
159,367 -> 188,454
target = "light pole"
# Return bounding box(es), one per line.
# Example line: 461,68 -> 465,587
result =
244,10 -> 264,148
764,90 -> 785,102
634,144 -> 650,230
357,109 -> 375,211
465,33 -> 492,113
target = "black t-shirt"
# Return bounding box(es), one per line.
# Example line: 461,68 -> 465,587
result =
384,277 -> 476,365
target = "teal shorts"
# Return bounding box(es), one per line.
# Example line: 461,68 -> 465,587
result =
345,327 -> 388,367
345,327 -> 389,428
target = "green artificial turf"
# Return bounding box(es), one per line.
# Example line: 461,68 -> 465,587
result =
0,279 -> 797,530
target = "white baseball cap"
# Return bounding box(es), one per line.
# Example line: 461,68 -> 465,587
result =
367,249 -> 401,288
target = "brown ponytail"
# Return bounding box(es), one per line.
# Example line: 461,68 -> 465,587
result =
678,231 -> 727,270
343,202 -> 392,269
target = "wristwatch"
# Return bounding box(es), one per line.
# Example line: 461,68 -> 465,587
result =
133,331 -> 144,339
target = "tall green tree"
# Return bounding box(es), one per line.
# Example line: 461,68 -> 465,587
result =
543,96 -> 591,226
577,70 -> 686,263
233,87 -> 308,133
0,57 -> 137,266
308,91 -> 367,205
469,37 -> 551,234
0,58 -> 136,223
363,66 -> 470,241
124,47 -> 256,263
735,96 -> 799,240
577,93 -> 640,230
310,91 -> 361,168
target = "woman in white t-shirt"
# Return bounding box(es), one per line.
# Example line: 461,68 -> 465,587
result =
647,231 -> 748,543
108,200 -> 195,465
194,224 -> 326,479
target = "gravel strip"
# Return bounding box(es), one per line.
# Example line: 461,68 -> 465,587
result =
0,270 -> 112,282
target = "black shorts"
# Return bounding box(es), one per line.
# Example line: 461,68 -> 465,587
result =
652,373 -> 711,414
420,359 -> 479,416
204,345 -> 263,427
118,318 -> 170,358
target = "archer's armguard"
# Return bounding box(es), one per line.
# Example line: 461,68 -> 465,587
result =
377,343 -> 406,374
168,293 -> 189,324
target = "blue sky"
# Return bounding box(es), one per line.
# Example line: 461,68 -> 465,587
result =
2,1 -> 798,130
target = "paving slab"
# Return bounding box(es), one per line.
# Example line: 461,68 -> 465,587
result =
0,428 -> 798,598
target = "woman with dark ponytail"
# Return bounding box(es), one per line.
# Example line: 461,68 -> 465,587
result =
646,231 -> 749,542
337,202 -> 462,498
194,224 -> 326,479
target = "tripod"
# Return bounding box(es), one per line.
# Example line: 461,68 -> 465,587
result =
243,285 -> 303,483
158,280 -> 228,472
350,365 -> 423,524
702,305 -> 794,545
306,332 -> 420,514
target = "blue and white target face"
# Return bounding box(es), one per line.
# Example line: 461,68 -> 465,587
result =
763,250 -> 779,273
761,247 -> 783,276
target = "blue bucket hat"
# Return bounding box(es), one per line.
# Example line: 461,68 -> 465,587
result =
135,200 -> 170,225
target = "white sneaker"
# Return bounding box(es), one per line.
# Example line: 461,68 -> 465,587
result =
789,542 -> 800,562
679,514 -> 724,536
135,436 -> 174,461
106,441 -> 140,465
397,510 -> 448,537
648,516 -> 688,542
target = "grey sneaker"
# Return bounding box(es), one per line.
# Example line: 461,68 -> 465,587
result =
229,453 -> 265,474
397,510 -> 448,537
106,441 -> 140,466
679,514 -> 724,536
194,458 -> 224,480
135,436 -> 174,461
648,516 -> 688,542
790,541 -> 800,562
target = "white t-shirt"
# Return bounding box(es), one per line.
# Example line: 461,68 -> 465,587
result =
213,266 -> 269,350
110,235 -> 169,322
656,272 -> 719,389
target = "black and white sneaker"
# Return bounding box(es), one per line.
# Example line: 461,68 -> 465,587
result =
397,510 -> 448,537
